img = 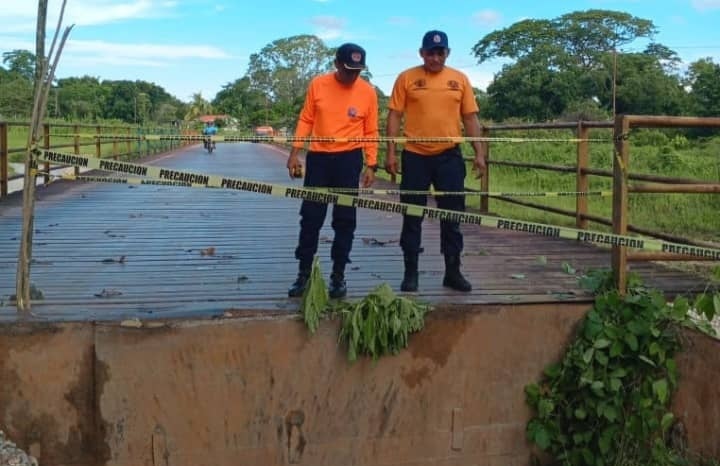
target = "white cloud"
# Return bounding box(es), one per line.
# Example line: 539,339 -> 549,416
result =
0,36 -> 35,51
1,0 -> 177,30
463,68 -> 495,91
310,16 -> 346,40
472,9 -> 502,27
65,39 -> 231,61
691,0 -> 720,10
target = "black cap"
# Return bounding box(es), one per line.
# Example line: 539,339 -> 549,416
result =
421,30 -> 449,50
336,43 -> 366,70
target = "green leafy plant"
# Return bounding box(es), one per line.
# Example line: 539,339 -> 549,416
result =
525,276 -> 717,466
299,257 -> 329,334
338,284 -> 428,362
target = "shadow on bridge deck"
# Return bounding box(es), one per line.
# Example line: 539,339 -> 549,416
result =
0,142 -> 705,322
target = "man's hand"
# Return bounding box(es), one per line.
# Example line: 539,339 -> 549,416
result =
361,167 -> 376,188
287,152 -> 303,179
385,151 -> 399,175
473,153 -> 487,179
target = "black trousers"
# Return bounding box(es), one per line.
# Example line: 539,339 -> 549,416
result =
294,149 -> 363,270
399,146 -> 466,257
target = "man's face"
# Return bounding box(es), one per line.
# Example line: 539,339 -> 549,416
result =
420,47 -> 449,73
334,59 -> 362,86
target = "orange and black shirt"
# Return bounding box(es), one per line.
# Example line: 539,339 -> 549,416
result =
388,65 -> 478,155
293,73 -> 379,165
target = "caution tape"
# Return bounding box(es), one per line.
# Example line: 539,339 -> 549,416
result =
309,187 -> 612,198
37,149 -> 720,261
47,133 -> 611,144
54,174 -> 206,188
49,174 -> 611,198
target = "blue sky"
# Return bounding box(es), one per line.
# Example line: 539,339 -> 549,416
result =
1,0 -> 719,103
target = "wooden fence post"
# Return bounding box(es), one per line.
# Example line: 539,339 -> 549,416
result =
480,126 -> 490,213
95,125 -> 102,158
73,124 -> 80,175
576,122 -> 589,229
43,123 -> 50,184
0,122 -> 8,198
612,115 -> 630,294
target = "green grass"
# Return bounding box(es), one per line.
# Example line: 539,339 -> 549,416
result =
4,123 -> 188,167
458,128 -> 720,243
376,128 -> 719,244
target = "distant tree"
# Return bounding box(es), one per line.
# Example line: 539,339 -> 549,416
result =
185,93 -> 212,121
246,35 -> 333,115
212,76 -> 267,128
0,77 -> 33,118
686,58 -> 720,117
1,49 -> 36,81
56,76 -> 106,119
472,10 -> 677,121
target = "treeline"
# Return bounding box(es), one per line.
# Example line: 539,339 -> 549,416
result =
0,50 -> 186,124
1,9 -> 719,130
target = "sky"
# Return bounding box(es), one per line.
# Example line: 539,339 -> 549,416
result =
0,0 -> 719,103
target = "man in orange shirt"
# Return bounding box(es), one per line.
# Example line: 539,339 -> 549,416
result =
385,30 -> 486,293
287,42 -> 379,299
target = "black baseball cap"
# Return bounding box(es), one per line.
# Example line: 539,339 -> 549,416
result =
421,30 -> 449,50
336,43 -> 366,70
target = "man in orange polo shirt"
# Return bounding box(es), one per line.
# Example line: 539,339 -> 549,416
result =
385,30 -> 487,293
286,43 -> 379,299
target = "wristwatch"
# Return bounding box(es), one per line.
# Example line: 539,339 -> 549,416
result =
366,164 -> 379,172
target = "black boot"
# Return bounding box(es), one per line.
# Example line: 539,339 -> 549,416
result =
288,268 -> 311,297
400,253 -> 419,292
329,263 -> 347,299
443,255 -> 472,292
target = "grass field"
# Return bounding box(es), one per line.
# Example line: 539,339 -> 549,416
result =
374,128 -> 718,243
4,123 -> 187,176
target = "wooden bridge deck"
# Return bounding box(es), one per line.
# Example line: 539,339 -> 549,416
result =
0,143 -> 706,322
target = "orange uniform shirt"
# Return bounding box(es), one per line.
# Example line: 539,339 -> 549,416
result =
389,65 -> 478,155
293,73 -> 378,166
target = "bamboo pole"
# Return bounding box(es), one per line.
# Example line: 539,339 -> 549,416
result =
16,0 -> 73,315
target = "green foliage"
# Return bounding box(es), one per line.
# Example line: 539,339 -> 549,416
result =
525,274 -> 718,466
633,130 -> 670,147
297,261 -> 428,361
300,257 -> 329,334
338,284 -> 427,362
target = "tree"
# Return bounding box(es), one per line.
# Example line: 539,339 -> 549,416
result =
184,93 -> 212,121
246,35 -> 334,114
686,58 -> 720,118
471,10 -> 682,121
2,49 -> 36,81
56,76 -> 106,120
212,77 -> 267,129
0,77 -> 34,118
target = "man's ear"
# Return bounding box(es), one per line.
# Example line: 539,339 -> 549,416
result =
446,48 -> 451,58
418,48 -> 424,59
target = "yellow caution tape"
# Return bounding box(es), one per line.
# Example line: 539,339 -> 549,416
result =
54,175 -> 611,198
38,149 -> 720,260
48,133 -> 611,144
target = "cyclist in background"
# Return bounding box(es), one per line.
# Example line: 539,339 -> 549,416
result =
202,121 -> 218,151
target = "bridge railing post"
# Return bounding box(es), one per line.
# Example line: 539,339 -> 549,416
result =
479,126 -> 490,213
612,115 -> 630,294
576,121 -> 589,229
0,122 -> 8,198
43,123 -> 50,184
